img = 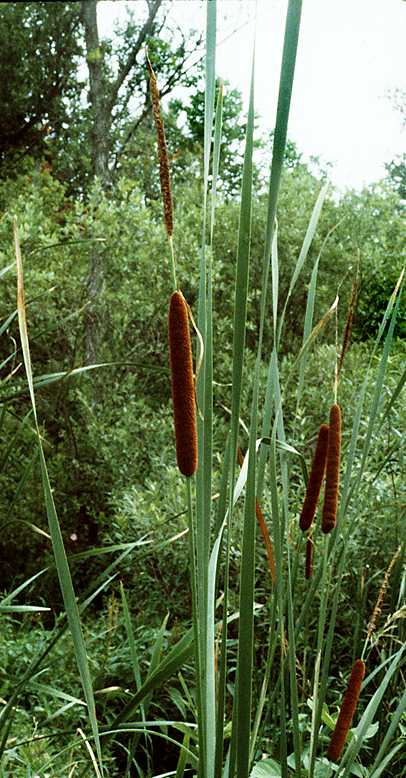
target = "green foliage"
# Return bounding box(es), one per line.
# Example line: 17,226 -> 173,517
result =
385,152 -> 406,200
0,2 -> 82,176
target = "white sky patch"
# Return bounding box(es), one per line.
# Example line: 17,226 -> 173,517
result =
99,0 -> 406,192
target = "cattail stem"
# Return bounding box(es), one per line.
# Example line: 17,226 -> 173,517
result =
237,448 -> 276,584
338,278 -> 358,378
327,659 -> 365,762
322,404 -> 341,534
168,235 -> 177,291
168,291 -> 198,477
305,535 -> 313,579
299,423 -> 329,531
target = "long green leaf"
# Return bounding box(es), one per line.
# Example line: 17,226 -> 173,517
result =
14,219 -> 103,775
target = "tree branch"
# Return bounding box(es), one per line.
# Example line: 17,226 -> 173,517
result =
112,38 -> 203,170
107,0 -> 163,113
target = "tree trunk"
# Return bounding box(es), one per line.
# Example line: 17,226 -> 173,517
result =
81,0 -> 111,183
81,0 -> 163,366
81,0 -> 111,366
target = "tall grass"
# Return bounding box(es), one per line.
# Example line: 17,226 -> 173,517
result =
0,0 -> 404,776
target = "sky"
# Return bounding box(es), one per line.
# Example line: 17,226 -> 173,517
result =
99,0 -> 406,191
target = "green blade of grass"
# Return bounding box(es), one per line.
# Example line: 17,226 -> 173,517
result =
368,688 -> 406,776
271,223 -> 279,339
277,183 -> 328,347
194,6 -> 217,774
210,79 -> 224,242
296,256 -> 319,409
14,218 -> 103,775
226,49 -> 256,778
262,0 -> 303,296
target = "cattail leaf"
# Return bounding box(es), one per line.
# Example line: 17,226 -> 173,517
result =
294,295 -> 339,367
378,362 -> 406,432
14,220 -> 103,774
204,0 -> 217,188
108,628 -> 195,733
249,758 -> 282,777
296,256 -> 319,408
0,605 -> 50,613
120,583 -> 143,691
271,223 -> 279,339
277,183 -> 329,347
341,274 -> 403,517
227,48 -> 256,778
175,733 -> 191,778
368,744 -> 405,778
194,8 -> 218,775
0,568 -> 48,605
230,55 -> 255,458
368,688 -> 406,775
356,284 -> 403,486
210,79 -> 224,241
0,261 -> 14,278
0,309 -> 17,338
263,0 -> 303,271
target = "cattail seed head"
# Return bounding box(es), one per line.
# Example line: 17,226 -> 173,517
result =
147,57 -> 173,238
367,546 -> 401,639
168,291 -> 197,477
305,536 -> 313,579
327,659 -> 365,762
322,404 -> 342,534
255,498 -> 277,585
300,424 -> 329,531
237,448 -> 276,584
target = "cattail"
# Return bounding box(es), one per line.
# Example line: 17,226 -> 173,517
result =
168,291 -> 197,477
299,424 -> 329,531
327,659 -> 365,762
147,57 -> 173,238
367,546 -> 401,639
237,448 -> 276,584
322,404 -> 341,534
255,499 -> 277,585
305,536 -> 313,579
338,278 -> 358,377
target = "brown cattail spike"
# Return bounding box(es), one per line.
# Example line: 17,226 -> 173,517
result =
147,57 -> 173,238
237,448 -> 276,584
367,546 -> 401,639
300,424 -> 329,531
305,536 -> 313,579
322,404 -> 342,534
327,659 -> 366,762
168,291 -> 197,477
255,499 -> 277,585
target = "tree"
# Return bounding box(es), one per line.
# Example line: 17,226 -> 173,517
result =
385,153 -> 406,200
0,1 -> 205,364
80,0 -> 205,364
0,2 -> 82,177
